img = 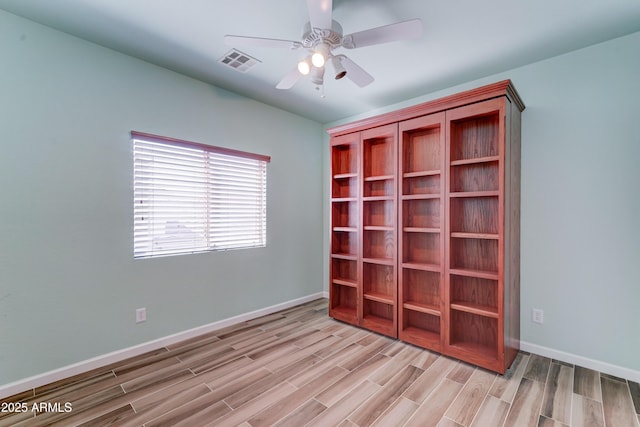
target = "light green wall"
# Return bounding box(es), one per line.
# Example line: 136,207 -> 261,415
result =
0,10 -> 324,385
324,31 -> 640,373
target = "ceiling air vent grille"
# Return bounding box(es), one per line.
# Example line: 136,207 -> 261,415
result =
218,49 -> 261,73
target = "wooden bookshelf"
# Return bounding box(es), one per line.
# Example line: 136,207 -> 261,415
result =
360,124 -> 398,337
328,80 -> 523,373
398,112 -> 445,351
443,96 -> 521,373
329,133 -> 360,324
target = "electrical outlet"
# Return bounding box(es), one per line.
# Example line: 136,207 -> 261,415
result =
532,308 -> 544,324
136,307 -> 147,323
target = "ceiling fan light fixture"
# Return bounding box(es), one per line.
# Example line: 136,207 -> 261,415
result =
311,43 -> 329,67
297,58 -> 311,75
311,52 -> 325,67
330,56 -> 347,80
310,65 -> 325,86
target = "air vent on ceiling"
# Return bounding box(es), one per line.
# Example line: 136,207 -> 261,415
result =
218,49 -> 261,73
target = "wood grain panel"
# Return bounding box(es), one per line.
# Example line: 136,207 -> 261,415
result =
371,396 -> 418,426
402,127 -> 441,173
315,353 -> 390,406
503,378 -> 545,427
470,395 -> 510,427
628,380 -> 640,414
572,394 -> 605,427
573,366 -> 602,401
449,114 -> 499,161
248,366 -> 347,427
540,362 -> 573,424
450,197 -> 499,234
403,199 -> 440,228
524,354 -> 552,383
306,380 -> 380,427
445,368 -> 496,425
404,378 -> 463,427
489,352 -> 530,403
450,162 -> 499,193
348,365 -> 423,426
402,356 -> 457,403
601,376 -> 639,427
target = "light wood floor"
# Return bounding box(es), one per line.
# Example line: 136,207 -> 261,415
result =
1,299 -> 639,427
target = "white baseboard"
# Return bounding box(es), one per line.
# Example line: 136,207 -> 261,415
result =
520,340 -> 640,383
0,292 -> 326,400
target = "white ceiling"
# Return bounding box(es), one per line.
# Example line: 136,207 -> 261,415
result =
2,0 -> 640,123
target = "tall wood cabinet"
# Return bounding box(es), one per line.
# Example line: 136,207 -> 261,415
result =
329,125 -> 398,337
328,80 -> 524,374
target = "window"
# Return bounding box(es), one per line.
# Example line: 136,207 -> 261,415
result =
132,131 -> 270,259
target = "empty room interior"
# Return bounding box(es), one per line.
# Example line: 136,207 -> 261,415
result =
0,0 -> 639,426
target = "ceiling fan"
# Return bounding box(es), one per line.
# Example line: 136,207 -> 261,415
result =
224,0 -> 422,91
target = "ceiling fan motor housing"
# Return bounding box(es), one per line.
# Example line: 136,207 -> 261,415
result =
302,20 -> 343,48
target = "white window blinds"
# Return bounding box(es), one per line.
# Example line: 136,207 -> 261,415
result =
132,132 -> 270,259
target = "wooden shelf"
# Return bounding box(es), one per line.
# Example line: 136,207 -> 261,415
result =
401,194 -> 440,200
332,251 -> 358,259
450,232 -> 498,240
401,262 -> 441,272
331,141 -> 358,177
403,170 -> 440,178
404,227 -> 439,233
449,191 -> 499,198
401,326 -> 441,349
448,341 -> 499,362
364,292 -> 394,305
363,257 -> 394,266
334,172 -> 358,179
403,301 -> 440,316
364,226 -> 394,231
333,227 -> 357,233
330,305 -> 357,324
331,197 -> 358,203
363,196 -> 394,202
364,174 -> 394,182
331,253 -> 357,261
449,268 -> 499,280
450,156 -> 499,166
448,309 -> 499,366
362,315 -> 394,335
332,278 -> 357,288
450,302 -> 499,318
330,274 -> 358,326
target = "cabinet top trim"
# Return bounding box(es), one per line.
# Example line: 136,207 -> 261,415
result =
327,79 -> 525,136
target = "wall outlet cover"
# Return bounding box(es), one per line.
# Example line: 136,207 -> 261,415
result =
532,308 -> 544,324
136,307 -> 147,323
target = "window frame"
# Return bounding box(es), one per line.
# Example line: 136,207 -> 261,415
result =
132,131 -> 271,259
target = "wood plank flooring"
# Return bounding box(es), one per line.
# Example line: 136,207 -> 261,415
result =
1,299 -> 638,426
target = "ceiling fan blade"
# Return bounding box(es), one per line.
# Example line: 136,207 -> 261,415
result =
276,67 -> 303,89
341,19 -> 422,49
224,35 -> 301,49
339,55 -> 374,88
306,0 -> 333,30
